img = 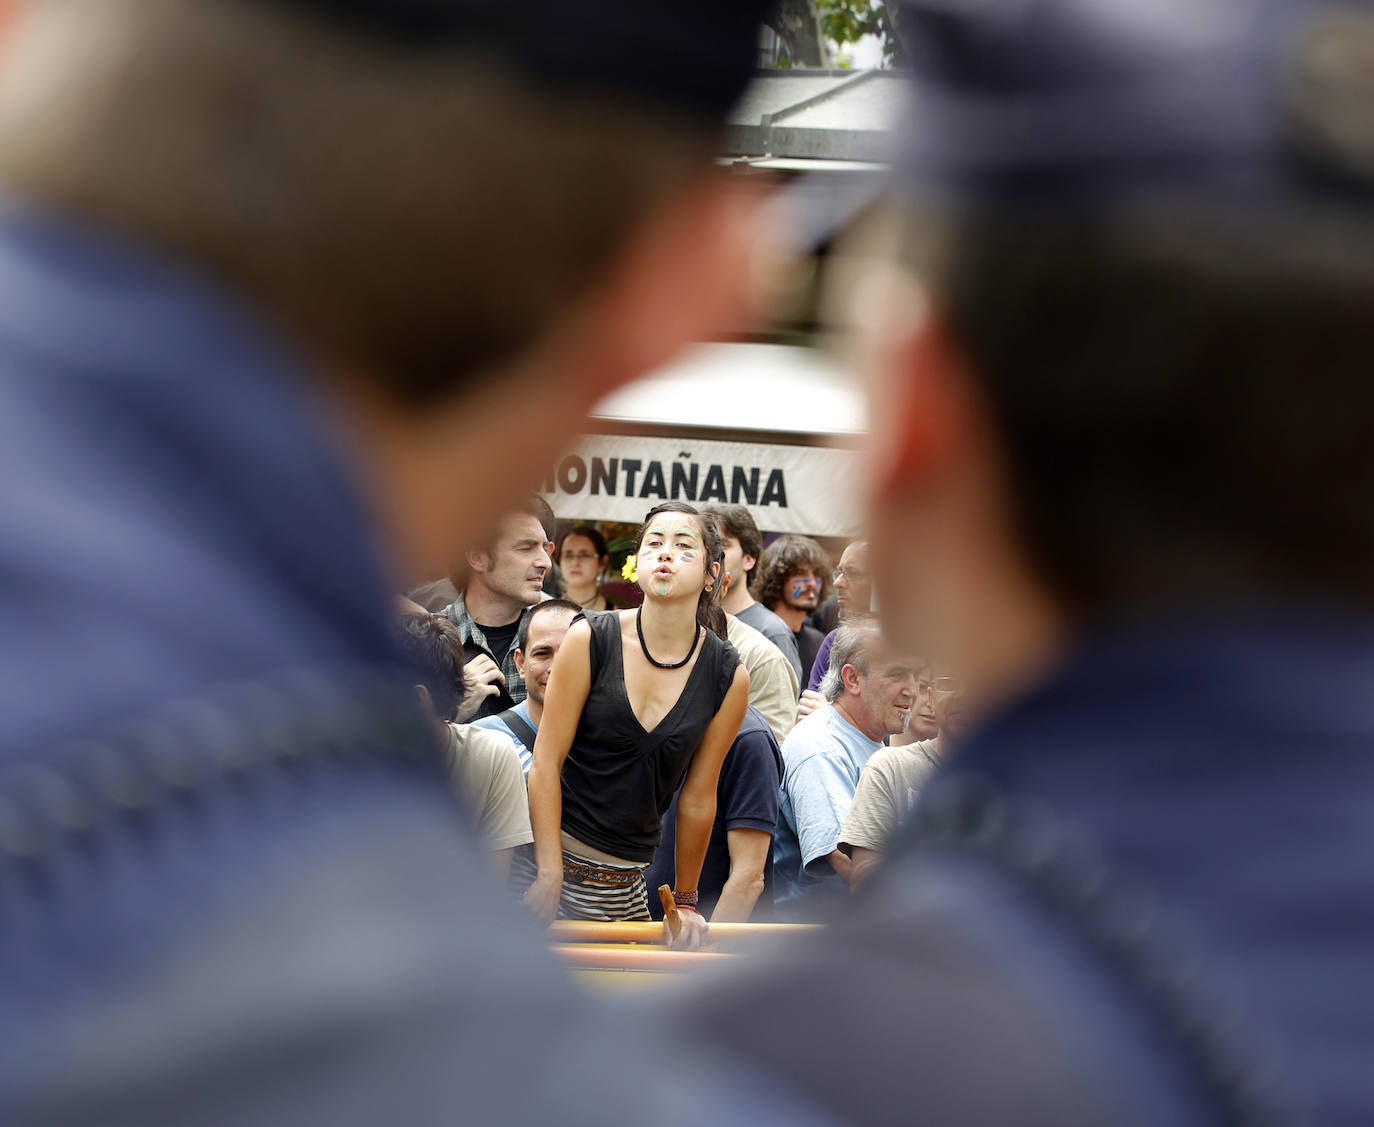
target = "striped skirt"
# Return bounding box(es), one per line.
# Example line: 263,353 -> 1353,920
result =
511,846 -> 650,922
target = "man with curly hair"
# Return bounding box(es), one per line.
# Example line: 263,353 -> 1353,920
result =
754,534 -> 831,683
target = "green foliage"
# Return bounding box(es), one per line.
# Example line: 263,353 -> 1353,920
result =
815,0 -> 904,66
816,0 -> 881,45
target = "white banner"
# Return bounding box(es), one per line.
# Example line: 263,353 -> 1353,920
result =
539,434 -> 864,537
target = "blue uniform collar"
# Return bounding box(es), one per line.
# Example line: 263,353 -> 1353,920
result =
961,602 -> 1374,789
916,604 -> 1374,1122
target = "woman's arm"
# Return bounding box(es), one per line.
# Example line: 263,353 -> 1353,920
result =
522,619 -> 593,924
669,665 -> 749,946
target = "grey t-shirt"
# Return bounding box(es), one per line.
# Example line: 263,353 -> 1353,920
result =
736,601 -> 804,683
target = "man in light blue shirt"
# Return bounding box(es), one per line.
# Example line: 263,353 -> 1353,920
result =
773,618 -> 923,920
472,598 -> 580,772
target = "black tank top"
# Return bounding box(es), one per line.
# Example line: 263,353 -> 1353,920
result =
560,611 -> 741,863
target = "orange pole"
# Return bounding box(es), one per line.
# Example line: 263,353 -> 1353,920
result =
553,945 -> 735,972
548,921 -> 818,944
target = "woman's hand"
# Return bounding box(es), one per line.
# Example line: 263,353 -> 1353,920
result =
664,905 -> 709,950
522,871 -> 563,926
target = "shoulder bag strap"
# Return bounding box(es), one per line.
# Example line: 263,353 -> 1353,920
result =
495,707 -> 538,751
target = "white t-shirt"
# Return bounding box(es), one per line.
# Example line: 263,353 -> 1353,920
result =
445,723 -> 534,852
839,739 -> 943,855
727,614 -> 799,744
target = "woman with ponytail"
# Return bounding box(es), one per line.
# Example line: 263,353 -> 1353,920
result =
522,502 -> 749,946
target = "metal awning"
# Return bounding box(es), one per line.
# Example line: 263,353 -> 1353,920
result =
589,342 -> 866,445
724,69 -> 903,166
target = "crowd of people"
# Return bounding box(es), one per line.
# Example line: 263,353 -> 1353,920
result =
399,498 -> 959,933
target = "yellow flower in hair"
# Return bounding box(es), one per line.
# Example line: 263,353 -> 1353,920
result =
621,553 -> 638,583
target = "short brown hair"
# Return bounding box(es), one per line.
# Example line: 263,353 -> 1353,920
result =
904,206 -> 1374,613
393,613 -> 465,722
0,0 -> 717,405
700,504 -> 762,577
516,598 -> 582,654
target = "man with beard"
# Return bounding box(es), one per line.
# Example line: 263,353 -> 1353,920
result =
754,534 -> 830,682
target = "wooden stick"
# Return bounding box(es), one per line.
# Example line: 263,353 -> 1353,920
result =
549,921 -> 819,944
657,884 -> 681,940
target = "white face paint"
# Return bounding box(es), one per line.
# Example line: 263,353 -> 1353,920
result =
638,519 -> 706,598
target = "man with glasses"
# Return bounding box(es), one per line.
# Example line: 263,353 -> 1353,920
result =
807,541 -> 873,637
804,540 -> 873,695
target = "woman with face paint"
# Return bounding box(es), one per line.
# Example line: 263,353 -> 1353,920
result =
521,502 -> 750,947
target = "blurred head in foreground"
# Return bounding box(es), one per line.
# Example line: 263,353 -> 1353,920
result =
852,0 -> 1374,720
0,0 -> 773,580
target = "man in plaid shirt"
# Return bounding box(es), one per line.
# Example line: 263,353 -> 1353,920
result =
442,497 -> 554,720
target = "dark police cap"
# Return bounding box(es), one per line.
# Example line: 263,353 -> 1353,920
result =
261,0 -> 771,120
891,0 -> 1374,208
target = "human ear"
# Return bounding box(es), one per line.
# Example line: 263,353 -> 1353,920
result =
581,173 -> 777,390
875,310 -> 976,501
465,547 -> 491,575
849,263 -> 978,505
840,664 -> 863,696
366,178 -> 775,588
513,649 -> 526,677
